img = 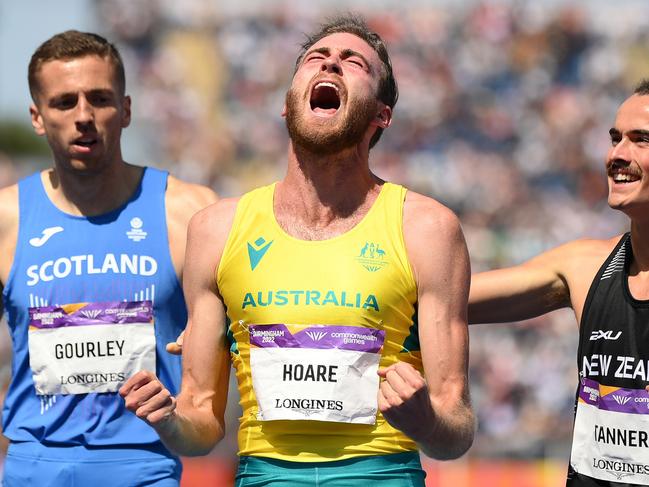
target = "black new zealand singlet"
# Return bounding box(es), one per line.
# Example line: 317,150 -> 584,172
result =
568,233 -> 649,486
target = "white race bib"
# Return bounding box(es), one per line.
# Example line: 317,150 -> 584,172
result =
249,324 -> 385,424
28,301 -> 156,395
571,377 -> 649,484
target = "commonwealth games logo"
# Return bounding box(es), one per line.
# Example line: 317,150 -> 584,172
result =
355,242 -> 389,272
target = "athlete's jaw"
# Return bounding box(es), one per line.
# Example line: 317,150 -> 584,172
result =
285,83 -> 377,156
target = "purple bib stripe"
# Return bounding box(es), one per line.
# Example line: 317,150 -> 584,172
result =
29,301 -> 153,329
249,324 -> 385,353
579,377 -> 649,415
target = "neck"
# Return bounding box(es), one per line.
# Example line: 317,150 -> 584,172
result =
283,142 -> 379,214
630,221 -> 649,272
44,160 -> 143,217
274,142 -> 382,239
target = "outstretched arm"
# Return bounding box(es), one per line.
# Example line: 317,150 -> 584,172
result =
468,241 -> 589,325
379,194 -> 474,460
121,199 -> 237,456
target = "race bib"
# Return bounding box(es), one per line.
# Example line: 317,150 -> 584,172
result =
571,377 -> 649,484
28,301 -> 156,395
249,324 -> 385,424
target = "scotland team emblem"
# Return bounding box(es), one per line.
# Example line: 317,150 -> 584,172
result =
127,217 -> 148,242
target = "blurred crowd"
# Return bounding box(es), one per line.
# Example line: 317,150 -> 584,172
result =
2,0 -> 647,463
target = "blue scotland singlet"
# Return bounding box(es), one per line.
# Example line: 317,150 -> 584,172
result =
2,167 -> 186,448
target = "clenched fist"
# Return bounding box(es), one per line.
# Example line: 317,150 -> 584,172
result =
377,362 -> 435,441
120,370 -> 176,426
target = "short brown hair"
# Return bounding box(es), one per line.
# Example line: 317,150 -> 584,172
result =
295,14 -> 398,148
28,30 -> 126,101
634,79 -> 649,96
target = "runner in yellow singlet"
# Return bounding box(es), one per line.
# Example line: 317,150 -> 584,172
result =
122,14 -> 475,486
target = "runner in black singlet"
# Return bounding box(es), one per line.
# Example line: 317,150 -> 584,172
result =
469,80 -> 649,486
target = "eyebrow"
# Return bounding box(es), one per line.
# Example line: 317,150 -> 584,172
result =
304,47 -> 373,73
609,128 -> 649,138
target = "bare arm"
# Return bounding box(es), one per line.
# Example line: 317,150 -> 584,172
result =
468,252 -> 570,324
164,176 -> 218,354
0,184 -> 19,452
0,184 -> 19,321
468,237 -> 617,325
165,176 -> 219,281
378,193 -> 474,460
121,199 -> 238,456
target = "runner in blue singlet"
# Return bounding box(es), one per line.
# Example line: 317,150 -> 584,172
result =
0,30 -> 217,487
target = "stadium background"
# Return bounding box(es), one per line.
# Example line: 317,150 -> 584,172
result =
0,0 -> 645,485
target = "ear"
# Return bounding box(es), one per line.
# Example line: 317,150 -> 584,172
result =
373,104 -> 392,129
29,103 -> 46,136
121,95 -> 132,128
281,102 -> 287,118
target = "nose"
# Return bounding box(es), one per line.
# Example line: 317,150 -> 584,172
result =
75,95 -> 95,127
320,56 -> 342,76
608,137 -> 632,164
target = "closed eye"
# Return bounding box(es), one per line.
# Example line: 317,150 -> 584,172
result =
346,59 -> 364,68
305,54 -> 325,63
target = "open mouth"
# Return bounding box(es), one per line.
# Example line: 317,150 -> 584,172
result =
72,136 -> 98,149
608,163 -> 641,184
310,82 -> 341,114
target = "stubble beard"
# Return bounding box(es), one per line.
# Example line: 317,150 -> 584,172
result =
285,87 -> 377,157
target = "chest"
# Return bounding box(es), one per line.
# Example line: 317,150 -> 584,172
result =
7,203 -> 175,312
580,274 -> 649,387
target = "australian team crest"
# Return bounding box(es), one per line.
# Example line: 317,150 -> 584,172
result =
355,242 -> 389,272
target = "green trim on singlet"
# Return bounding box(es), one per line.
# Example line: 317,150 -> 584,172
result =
400,308 -> 420,353
225,316 -> 239,355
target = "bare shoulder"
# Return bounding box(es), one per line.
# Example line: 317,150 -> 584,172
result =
545,235 -> 623,319
164,175 -> 218,241
527,235 -> 621,275
403,190 -> 462,241
166,175 -> 218,214
163,176 -> 220,276
0,184 -> 19,226
0,183 -> 19,284
402,191 -> 468,289
0,184 -> 19,239
568,235 -> 622,257
188,196 -> 241,243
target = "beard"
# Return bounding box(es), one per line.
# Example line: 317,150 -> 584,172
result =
284,87 -> 377,155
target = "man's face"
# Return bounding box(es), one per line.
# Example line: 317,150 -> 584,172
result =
606,94 -> 649,218
30,54 -> 130,175
284,32 -> 390,155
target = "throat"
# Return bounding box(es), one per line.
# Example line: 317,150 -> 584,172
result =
627,269 -> 649,301
275,211 -> 367,241
44,165 -> 143,217
279,208 -> 375,240
628,277 -> 649,301
273,182 -> 383,241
